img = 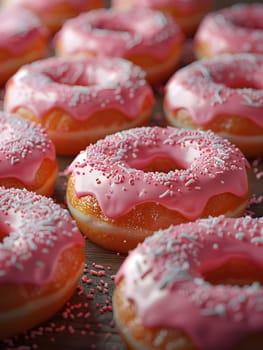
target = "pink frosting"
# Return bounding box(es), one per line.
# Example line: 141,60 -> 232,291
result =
4,56 -> 154,121
116,216 -> 263,350
3,0 -> 102,11
165,53 -> 263,128
0,187 -> 84,285
194,4 -> 263,56
54,8 -> 184,60
112,0 -> 213,14
67,126 -> 248,219
0,112 -> 56,186
0,9 -> 48,54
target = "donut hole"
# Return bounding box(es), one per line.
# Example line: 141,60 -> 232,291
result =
203,258 -> 263,286
129,156 -> 184,173
222,80 -> 262,90
0,231 -> 8,242
226,81 -> 261,90
39,62 -> 134,88
229,18 -> 263,31
0,220 -> 13,242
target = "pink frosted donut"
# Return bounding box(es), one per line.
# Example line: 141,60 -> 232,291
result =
2,0 -> 105,33
66,126 -> 249,253
0,111 -> 58,196
164,53 -> 263,158
0,8 -> 49,85
114,216 -> 263,350
194,3 -> 263,59
4,56 -> 154,155
54,8 -> 185,84
112,0 -> 213,36
0,187 -> 84,339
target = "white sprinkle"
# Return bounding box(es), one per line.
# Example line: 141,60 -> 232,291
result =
185,178 -> 195,187
159,189 -> 170,198
235,232 -> 245,240
251,237 -> 263,244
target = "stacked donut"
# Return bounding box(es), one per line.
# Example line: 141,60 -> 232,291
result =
0,0 -> 262,348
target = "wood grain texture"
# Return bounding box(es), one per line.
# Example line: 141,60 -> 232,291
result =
1,156 -> 262,350
0,1 -> 262,350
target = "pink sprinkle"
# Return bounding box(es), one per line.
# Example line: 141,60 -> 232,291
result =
68,325 -> 75,334
98,270 -> 106,277
90,269 -> 98,276
96,285 -> 103,292
93,263 -> 105,270
86,294 -> 94,299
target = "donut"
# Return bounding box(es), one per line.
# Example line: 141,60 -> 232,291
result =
164,53 -> 263,158
1,0 -> 105,34
113,216 -> 263,350
0,111 -> 58,197
66,126 -> 249,253
54,8 -> 185,84
0,9 -> 49,85
0,187 -> 84,339
194,3 -> 263,59
4,56 -> 154,156
111,0 -> 213,37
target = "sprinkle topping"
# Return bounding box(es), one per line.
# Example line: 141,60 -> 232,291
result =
195,3 -> 263,56
5,56 -> 154,121
0,112 -> 56,185
67,126 -> 248,219
116,216 -> 263,350
55,7 -> 184,60
165,53 -> 263,127
0,187 -> 84,285
0,8 -> 48,54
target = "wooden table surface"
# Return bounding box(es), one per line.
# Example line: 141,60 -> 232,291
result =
1,113 -> 262,350
1,160 -> 262,350
0,1 -> 262,350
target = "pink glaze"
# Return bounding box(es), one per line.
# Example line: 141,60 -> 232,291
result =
165,53 -> 263,128
0,9 -> 48,54
112,0 -> 212,14
0,112 -> 56,186
4,56 -> 154,121
116,216 -> 263,350
67,126 -> 248,219
194,4 -> 263,56
3,0 -> 103,12
0,187 -> 84,285
54,8 -> 184,60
